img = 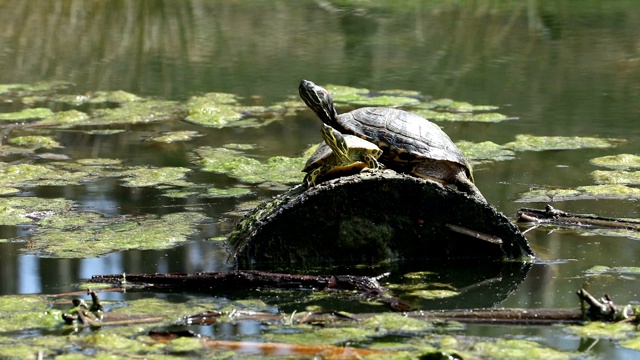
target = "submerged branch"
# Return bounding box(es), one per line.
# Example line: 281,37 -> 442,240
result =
89,270 -> 389,295
517,205 -> 640,231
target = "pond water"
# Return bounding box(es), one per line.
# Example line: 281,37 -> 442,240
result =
1,0 -> 640,358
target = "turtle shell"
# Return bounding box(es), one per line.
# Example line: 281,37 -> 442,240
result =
336,107 -> 472,177
303,134 -> 382,172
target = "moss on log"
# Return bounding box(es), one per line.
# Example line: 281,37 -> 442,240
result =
229,170 -> 534,265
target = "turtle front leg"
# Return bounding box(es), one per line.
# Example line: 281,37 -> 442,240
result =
304,167 -> 325,188
363,154 -> 383,170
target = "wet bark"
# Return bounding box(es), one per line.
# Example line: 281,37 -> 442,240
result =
228,170 -> 534,265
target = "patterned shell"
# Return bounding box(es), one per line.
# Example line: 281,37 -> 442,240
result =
338,107 -> 471,173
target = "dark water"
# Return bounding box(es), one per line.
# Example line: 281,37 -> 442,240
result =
1,0 -> 640,356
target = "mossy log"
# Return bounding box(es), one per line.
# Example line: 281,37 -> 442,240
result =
229,170 -> 534,265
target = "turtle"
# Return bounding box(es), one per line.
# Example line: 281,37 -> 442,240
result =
299,79 -> 486,203
303,123 -> 383,187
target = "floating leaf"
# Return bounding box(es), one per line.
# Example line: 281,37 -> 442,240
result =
87,99 -> 183,126
590,154 -> 640,170
517,184 -> 640,202
504,134 -> 623,151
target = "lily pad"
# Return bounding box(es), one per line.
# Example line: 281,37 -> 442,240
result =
516,184 -> 640,202
590,154 -> 640,170
504,134 -> 623,151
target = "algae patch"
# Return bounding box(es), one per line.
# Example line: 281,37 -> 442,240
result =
504,134 -> 623,151
590,154 -> 640,170
517,185 -> 640,202
194,146 -> 306,184
26,211 -> 208,258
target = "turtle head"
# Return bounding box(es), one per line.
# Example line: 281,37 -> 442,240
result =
299,80 -> 339,125
320,123 -> 349,162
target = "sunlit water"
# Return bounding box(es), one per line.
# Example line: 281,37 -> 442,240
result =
1,0 -> 640,357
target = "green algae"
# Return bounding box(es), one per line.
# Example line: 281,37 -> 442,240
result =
591,170 -> 640,185
29,211 -> 208,258
585,265 -> 640,276
0,197 -> 73,226
456,140 -> 516,162
0,295 -> 58,332
0,108 -> 54,121
120,166 -> 192,187
469,339 -> 576,360
205,187 -> 252,198
412,108 -> 512,122
88,99 -> 183,126
517,184 -> 640,202
566,322 -> 634,340
86,90 -> 142,103
504,134 -> 623,151
7,135 -> 63,150
323,84 -> 419,107
407,289 -> 459,299
0,163 -> 92,187
37,109 -> 91,126
195,146 -> 306,184
590,154 -> 640,170
147,130 -> 203,143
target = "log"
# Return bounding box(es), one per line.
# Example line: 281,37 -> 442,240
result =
228,170 -> 534,265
